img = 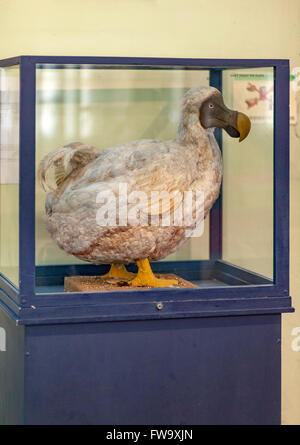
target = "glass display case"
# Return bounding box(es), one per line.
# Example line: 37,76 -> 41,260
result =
0,56 -> 294,426
0,56 -> 292,324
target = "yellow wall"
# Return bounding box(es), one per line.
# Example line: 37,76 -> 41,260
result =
0,0 -> 300,424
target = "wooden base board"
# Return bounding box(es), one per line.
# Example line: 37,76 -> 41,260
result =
64,274 -> 197,292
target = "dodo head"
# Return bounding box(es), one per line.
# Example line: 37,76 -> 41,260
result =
184,86 -> 251,142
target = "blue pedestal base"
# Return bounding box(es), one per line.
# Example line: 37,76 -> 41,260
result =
0,310 -> 281,425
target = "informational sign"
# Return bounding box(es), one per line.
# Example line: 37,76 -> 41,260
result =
232,73 -> 274,124
232,72 -> 297,125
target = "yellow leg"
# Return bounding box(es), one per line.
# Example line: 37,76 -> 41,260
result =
100,264 -> 135,280
129,258 -> 178,288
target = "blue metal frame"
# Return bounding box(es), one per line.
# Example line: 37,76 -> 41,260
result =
209,69 -> 223,260
19,57 -> 36,299
0,56 -> 292,324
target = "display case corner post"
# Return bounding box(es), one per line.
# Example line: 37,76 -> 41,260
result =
19,57 -> 36,298
209,68 -> 223,261
274,62 -> 290,294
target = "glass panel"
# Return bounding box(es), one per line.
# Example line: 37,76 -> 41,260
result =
222,68 -> 274,280
35,63 -> 274,294
35,65 -> 210,292
0,66 -> 19,287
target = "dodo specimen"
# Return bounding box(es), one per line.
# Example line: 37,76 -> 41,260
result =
38,86 -> 250,287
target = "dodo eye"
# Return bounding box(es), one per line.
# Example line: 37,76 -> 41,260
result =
208,103 -> 214,109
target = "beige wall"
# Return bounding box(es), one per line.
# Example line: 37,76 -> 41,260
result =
0,0 -> 299,424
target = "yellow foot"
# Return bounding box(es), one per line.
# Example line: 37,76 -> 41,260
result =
100,264 -> 135,280
129,275 -> 178,287
128,258 -> 178,288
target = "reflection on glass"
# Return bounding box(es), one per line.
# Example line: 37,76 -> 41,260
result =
0,66 -> 19,287
222,68 -> 274,279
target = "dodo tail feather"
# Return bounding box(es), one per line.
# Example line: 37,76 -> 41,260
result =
38,142 -> 98,192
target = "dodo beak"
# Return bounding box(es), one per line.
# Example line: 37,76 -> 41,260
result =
200,92 -> 251,142
236,112 -> 251,142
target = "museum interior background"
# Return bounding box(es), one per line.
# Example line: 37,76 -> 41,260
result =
0,0 -> 299,424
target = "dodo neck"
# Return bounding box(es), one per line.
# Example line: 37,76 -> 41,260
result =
176,110 -> 214,152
